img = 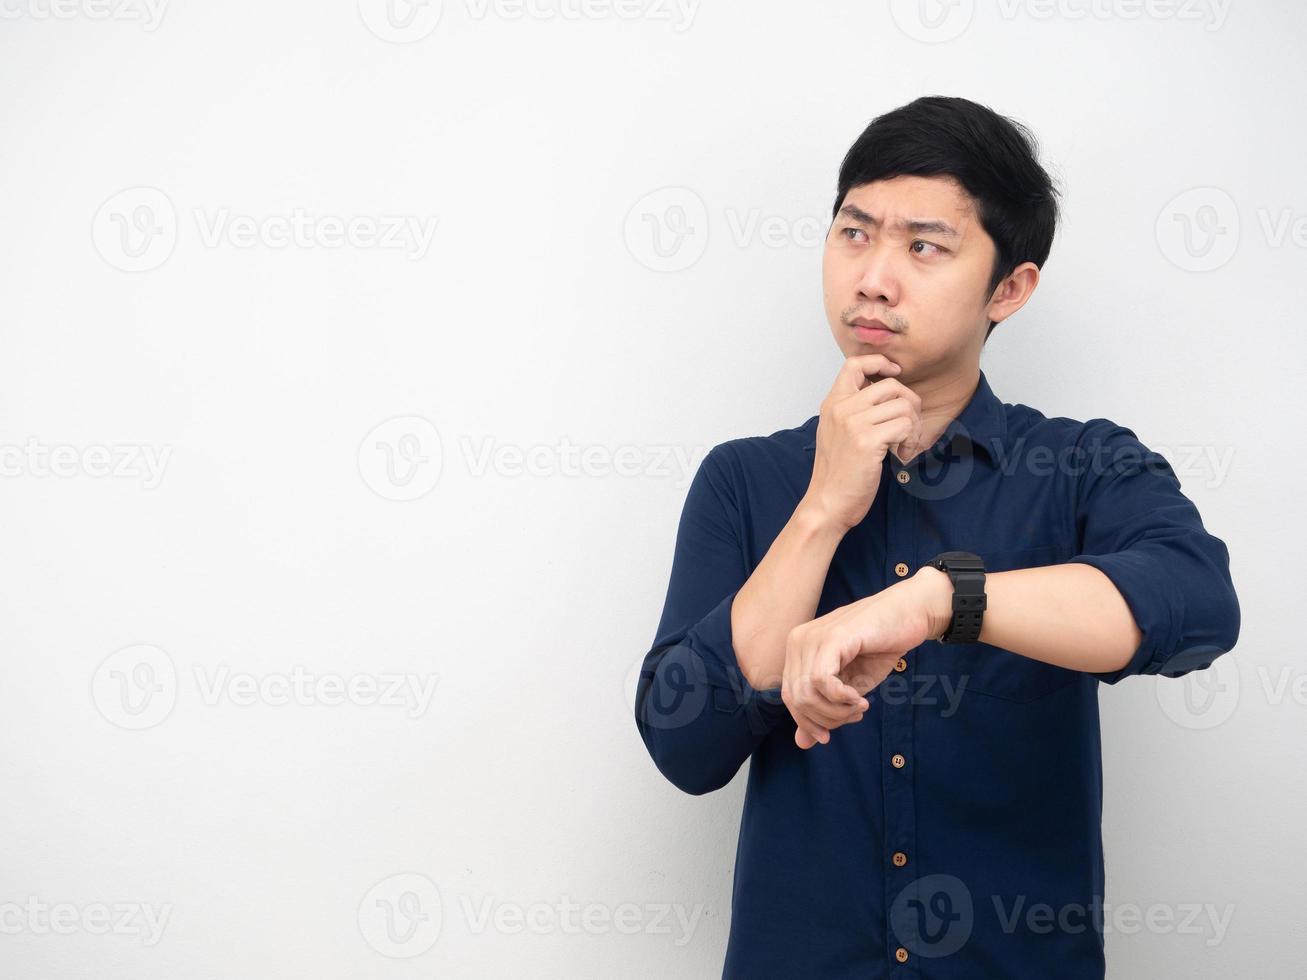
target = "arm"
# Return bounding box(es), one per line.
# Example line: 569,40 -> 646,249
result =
733,360 -> 922,691
731,498 -> 847,691
1059,419 -> 1240,683
912,562 -> 1144,673
634,446 -> 798,796
804,420 -> 1241,699
781,419 -> 1241,749
637,355 -> 922,782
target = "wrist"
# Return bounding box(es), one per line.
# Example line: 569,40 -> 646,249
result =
794,494 -> 851,541
910,565 -> 955,641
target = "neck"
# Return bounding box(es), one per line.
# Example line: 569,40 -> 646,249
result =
892,365 -> 981,466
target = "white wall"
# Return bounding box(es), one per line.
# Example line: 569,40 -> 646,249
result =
0,2 -> 1299,977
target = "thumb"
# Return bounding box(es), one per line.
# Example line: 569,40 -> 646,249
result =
838,631 -> 863,664
826,633 -> 865,686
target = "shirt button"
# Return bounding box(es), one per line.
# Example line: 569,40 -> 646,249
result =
895,947 -> 909,963
891,753 -> 906,769
894,562 -> 909,577
894,658 -> 907,673
892,851 -> 908,867
896,470 -> 911,484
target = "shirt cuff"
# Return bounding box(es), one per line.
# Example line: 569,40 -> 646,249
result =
1066,552 -> 1218,684
686,589 -> 792,734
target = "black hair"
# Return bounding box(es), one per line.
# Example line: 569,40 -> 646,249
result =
832,96 -> 1060,342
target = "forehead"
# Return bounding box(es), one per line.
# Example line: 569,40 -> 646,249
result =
841,175 -> 980,232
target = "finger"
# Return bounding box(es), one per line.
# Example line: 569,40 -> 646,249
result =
848,397 -> 920,435
806,702 -> 867,733
793,703 -> 864,747
797,634 -> 862,741
783,645 -> 829,746
840,669 -> 882,696
830,354 -> 901,401
797,643 -> 868,730
839,658 -> 895,696
844,377 -> 923,415
859,396 -> 925,461
792,708 -> 830,746
797,698 -> 860,730
875,417 -> 917,463
816,672 -> 869,710
792,673 -> 833,744
797,669 -> 866,728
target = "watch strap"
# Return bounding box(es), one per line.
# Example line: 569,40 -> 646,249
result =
927,551 -> 986,644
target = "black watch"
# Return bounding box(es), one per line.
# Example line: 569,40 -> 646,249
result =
926,551 -> 986,644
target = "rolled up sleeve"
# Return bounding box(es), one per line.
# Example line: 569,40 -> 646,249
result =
1066,420 -> 1241,685
634,444 -> 792,795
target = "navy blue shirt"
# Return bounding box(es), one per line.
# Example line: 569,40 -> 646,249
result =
634,369 -> 1240,979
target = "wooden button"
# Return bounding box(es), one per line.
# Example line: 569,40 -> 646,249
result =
896,470 -> 911,484
892,851 -> 908,867
894,658 -> 907,673
895,947 -> 909,963
894,562 -> 909,577
891,753 -> 906,769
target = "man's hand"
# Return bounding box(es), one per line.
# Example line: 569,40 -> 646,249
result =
782,569 -> 951,750
804,354 -> 925,532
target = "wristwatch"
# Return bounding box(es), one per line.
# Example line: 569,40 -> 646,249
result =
925,551 -> 986,644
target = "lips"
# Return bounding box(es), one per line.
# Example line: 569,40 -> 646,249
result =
852,324 -> 893,339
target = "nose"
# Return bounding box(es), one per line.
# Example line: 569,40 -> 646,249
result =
855,241 -> 901,308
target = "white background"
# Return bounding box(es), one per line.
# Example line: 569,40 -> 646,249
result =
0,1 -> 1301,977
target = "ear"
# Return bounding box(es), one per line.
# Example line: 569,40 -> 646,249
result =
985,261 -> 1040,324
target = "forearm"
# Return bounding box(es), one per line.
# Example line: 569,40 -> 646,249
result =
732,498 -> 847,691
913,562 -> 1143,674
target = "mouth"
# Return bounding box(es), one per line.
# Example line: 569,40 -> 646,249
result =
850,317 -> 898,343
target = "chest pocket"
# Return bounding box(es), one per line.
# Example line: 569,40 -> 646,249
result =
915,545 -> 1082,704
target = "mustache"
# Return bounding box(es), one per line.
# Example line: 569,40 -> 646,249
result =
843,309 -> 907,331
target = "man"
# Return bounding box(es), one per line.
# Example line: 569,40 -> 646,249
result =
633,95 -> 1240,979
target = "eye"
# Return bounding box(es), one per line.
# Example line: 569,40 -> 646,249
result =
842,226 -> 868,243
911,240 -> 943,256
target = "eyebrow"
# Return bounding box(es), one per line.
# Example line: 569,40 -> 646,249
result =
836,204 -> 960,239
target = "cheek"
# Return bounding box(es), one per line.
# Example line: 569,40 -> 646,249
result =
822,260 -> 859,306
913,272 -> 974,323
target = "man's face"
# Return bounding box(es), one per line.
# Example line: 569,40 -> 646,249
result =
822,175 -> 1001,379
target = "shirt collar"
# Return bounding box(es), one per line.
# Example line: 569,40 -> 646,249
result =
803,369 -> 1007,464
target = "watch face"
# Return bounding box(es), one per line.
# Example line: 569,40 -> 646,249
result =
936,551 -> 984,572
